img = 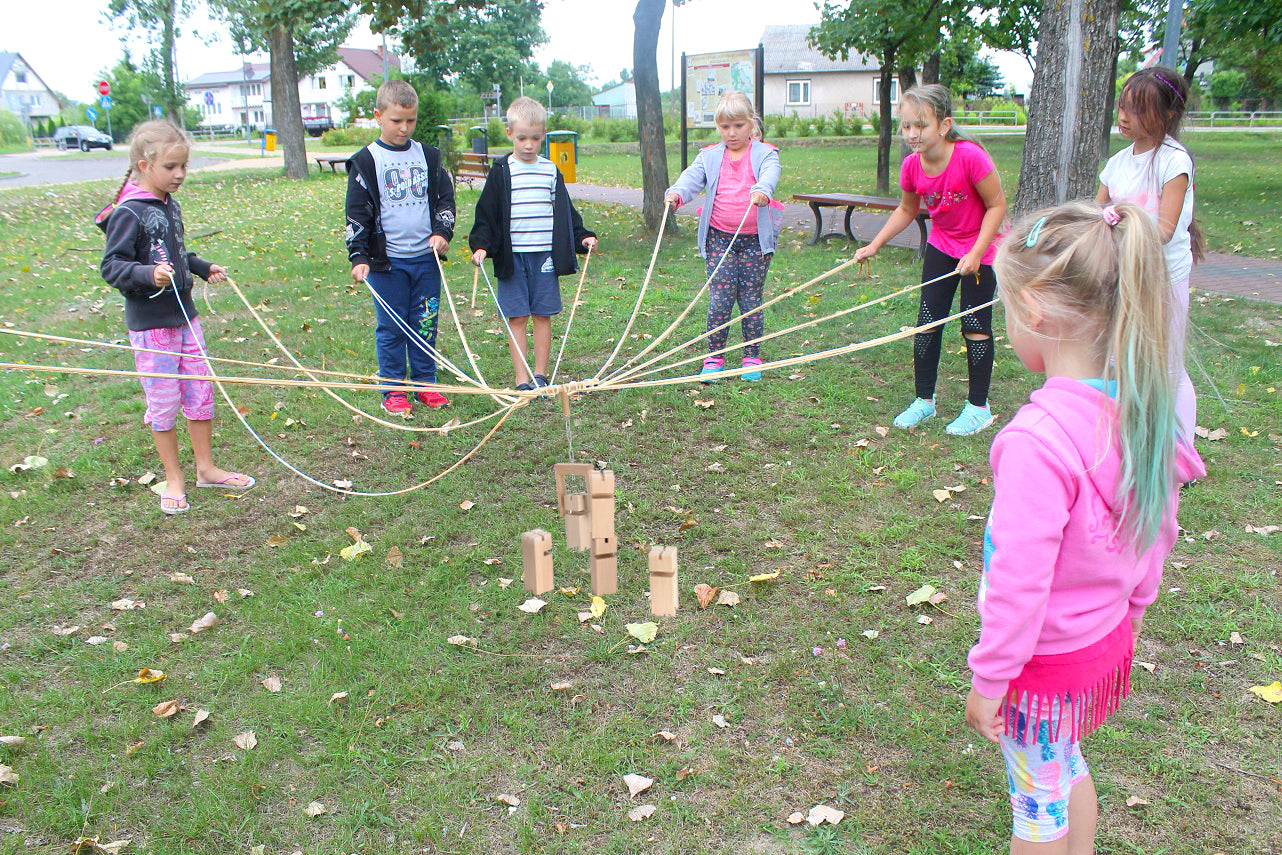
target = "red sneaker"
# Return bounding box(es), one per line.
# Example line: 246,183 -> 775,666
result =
415,390 -> 449,409
381,392 -> 412,416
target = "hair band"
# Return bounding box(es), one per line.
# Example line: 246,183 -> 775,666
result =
1153,73 -> 1186,104
1102,205 -> 1122,227
1026,216 -> 1047,248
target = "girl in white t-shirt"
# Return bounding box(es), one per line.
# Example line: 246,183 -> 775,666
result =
1098,67 -> 1205,444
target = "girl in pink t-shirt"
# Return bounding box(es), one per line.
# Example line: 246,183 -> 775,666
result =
855,84 -> 1008,436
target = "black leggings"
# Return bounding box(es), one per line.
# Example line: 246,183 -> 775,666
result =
914,244 -> 995,407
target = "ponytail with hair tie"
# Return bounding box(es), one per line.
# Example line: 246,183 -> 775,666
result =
94,165 -> 134,228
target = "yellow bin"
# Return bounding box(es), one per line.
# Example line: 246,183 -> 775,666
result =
547,131 -> 577,183
264,130 -> 277,152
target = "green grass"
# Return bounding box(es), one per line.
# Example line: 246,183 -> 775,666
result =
574,132 -> 1282,259
0,169 -> 1278,854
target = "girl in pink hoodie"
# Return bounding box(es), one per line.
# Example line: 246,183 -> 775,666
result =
966,201 -> 1205,852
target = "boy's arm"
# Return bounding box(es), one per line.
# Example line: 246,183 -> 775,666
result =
100,208 -> 156,297
344,157 -> 375,268
559,173 -> 596,253
430,151 -> 456,244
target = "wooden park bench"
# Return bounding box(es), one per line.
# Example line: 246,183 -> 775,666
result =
455,151 -> 496,183
313,154 -> 351,173
792,192 -> 930,255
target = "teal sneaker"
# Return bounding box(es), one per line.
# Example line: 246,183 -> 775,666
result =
946,402 -> 994,436
893,397 -> 936,429
700,356 -> 725,383
741,356 -> 763,382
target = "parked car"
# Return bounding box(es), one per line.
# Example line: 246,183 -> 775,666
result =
52,125 -> 114,152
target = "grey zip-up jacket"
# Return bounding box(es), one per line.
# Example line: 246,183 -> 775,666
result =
665,140 -> 783,257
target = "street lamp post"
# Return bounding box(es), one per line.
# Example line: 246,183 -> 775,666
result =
546,79 -> 554,115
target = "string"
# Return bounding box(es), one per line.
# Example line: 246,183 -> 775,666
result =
549,245 -> 593,385
476,262 -> 537,384
593,202 -> 671,379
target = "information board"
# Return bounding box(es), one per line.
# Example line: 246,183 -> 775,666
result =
684,49 -> 759,128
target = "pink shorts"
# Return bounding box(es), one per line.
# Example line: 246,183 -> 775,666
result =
128,319 -> 214,431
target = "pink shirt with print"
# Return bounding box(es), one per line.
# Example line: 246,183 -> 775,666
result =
709,151 -> 759,235
900,140 -> 998,265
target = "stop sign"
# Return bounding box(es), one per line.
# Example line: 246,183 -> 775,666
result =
97,81 -> 110,96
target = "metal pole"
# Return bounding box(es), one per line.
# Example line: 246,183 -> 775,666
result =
680,52 -> 688,170
381,33 -> 389,81
1161,0 -> 1183,70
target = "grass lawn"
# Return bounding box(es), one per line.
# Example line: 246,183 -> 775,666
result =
572,132 -> 1282,260
0,169 -> 1278,854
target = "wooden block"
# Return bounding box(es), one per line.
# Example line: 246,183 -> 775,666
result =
564,492 -> 590,551
649,545 -> 678,616
521,529 -> 553,595
586,469 -> 615,542
590,551 -> 617,597
553,462 -> 593,516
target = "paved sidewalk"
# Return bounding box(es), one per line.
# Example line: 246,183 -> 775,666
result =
568,183 -> 1282,306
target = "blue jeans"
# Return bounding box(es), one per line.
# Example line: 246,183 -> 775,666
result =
368,254 -> 441,392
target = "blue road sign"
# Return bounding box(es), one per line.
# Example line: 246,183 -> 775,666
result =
86,106 -> 98,121
153,106 -> 163,118
204,90 -> 215,107
100,95 -> 112,109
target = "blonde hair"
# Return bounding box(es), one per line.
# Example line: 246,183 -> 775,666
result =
713,91 -> 762,139
995,201 -> 1177,548
104,120 -> 189,207
376,79 -> 418,112
899,83 -> 983,149
506,96 -> 547,128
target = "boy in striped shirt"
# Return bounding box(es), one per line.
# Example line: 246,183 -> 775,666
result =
470,97 -> 597,391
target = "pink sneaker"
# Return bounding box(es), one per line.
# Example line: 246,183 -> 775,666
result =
415,390 -> 449,409
699,356 -> 724,383
741,357 -> 763,382
381,392 -> 412,416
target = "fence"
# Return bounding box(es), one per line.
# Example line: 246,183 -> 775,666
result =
1186,111 -> 1282,128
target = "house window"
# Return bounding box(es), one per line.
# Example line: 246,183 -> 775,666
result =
342,75 -> 355,88
786,79 -> 811,106
872,79 -> 899,104
315,76 -> 327,90
15,72 -> 27,84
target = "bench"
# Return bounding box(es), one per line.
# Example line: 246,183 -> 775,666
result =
313,154 -> 351,173
792,192 -> 930,256
455,151 -> 496,183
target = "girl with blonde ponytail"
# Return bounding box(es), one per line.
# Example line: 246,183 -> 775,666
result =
964,201 -> 1205,853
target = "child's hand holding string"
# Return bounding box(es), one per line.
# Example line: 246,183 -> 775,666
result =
750,191 -> 770,207
152,264 -> 176,289
664,193 -> 682,210
207,264 -> 228,285
956,249 -> 984,277
965,688 -> 1005,744
581,236 -> 597,251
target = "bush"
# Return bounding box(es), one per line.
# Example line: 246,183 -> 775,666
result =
487,117 -> 507,146
848,115 -> 863,135
411,86 -> 451,147
0,109 -> 27,146
812,114 -> 828,136
771,114 -> 794,137
830,110 -> 847,136
868,111 -> 881,135
548,113 -> 589,135
319,126 -> 379,147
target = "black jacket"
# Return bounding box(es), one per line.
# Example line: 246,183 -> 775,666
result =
98,194 -> 211,331
345,140 -> 456,271
468,156 -> 595,281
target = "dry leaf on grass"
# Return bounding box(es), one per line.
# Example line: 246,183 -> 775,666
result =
1125,795 -> 1150,808
917,615 -> 934,625
495,793 -> 520,807
329,691 -> 348,704
678,516 -> 698,533
628,804 -> 656,821
787,811 -> 805,825
261,676 -> 282,693
624,773 -> 653,797
0,764 -> 18,786
518,598 -> 547,614
749,569 -> 781,582
1249,681 -> 1282,703
550,680 -> 573,691
0,736 -> 25,748
233,731 -> 257,751
694,583 -> 718,609
693,399 -> 714,408
459,500 -> 475,510
862,630 -> 880,639
932,489 -> 953,503
905,584 -> 936,606
110,598 -> 144,611
498,577 -> 513,589
151,700 -> 180,719
304,801 -> 327,817
626,622 -> 658,644
675,766 -> 694,781
51,625 -> 80,636
133,668 -> 165,685
589,596 -> 607,619
112,641 -> 128,653
167,633 -> 187,644
167,572 -> 194,585
806,804 -> 845,825
191,709 -> 210,729
212,589 -> 228,604
386,546 -> 404,568
86,636 -> 109,646
716,591 -> 740,608
339,529 -> 372,561
447,635 -> 476,647
654,731 -> 676,743
711,714 -> 728,728
189,612 -> 219,634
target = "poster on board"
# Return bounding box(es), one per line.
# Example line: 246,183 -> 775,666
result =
684,49 -> 759,128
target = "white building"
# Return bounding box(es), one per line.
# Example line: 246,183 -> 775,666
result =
591,81 -> 637,119
183,47 -> 399,132
0,51 -> 63,128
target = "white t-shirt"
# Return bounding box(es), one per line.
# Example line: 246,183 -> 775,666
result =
369,139 -> 433,258
507,154 -> 557,253
1099,136 -> 1194,283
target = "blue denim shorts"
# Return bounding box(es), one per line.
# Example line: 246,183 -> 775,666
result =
496,251 -> 561,318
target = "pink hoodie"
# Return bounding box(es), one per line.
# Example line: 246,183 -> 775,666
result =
968,378 -> 1206,699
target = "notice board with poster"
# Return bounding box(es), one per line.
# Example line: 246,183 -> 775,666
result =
680,45 -> 764,169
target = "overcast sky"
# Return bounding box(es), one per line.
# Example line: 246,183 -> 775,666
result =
8,0 -> 1033,103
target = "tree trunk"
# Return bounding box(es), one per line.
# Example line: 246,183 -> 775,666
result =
898,64 -> 918,96
162,0 -> 179,123
1014,0 -> 1122,215
1182,37 -> 1202,84
1100,32 -> 1120,160
268,23 -> 308,181
922,51 -> 941,85
876,49 -> 897,195
633,0 -> 669,232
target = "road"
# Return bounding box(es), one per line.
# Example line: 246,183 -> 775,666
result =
0,149 -> 235,189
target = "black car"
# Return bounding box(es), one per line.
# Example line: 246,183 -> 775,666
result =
52,125 -> 114,152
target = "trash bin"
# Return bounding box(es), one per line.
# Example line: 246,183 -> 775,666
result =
469,126 -> 489,156
545,130 -> 578,184
263,129 -> 277,152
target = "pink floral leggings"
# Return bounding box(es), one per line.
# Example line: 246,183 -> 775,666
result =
704,227 -> 773,360
127,319 -> 214,431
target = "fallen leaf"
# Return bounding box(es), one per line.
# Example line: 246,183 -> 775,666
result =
917,614 -> 934,625
675,766 -> 694,781
459,500 -> 475,510
928,591 -> 949,605
693,399 -> 714,408
446,635 -> 475,647
151,700 -> 180,719
716,590 -> 740,607
497,577 -> 513,589
261,676 -> 282,693
874,425 -> 889,437
1125,795 -> 1150,808
189,612 -> 220,634
1138,661 -> 1156,673
862,630 -> 880,640
711,714 -> 728,728
333,479 -> 353,490
133,668 -> 165,685
0,764 -> 18,786
1248,681 -> 1282,703
749,569 -> 781,582
289,505 -> 309,518
518,598 -> 547,614
51,625 -> 80,636
626,622 -> 658,644
86,636 -> 109,645
339,538 -> 372,561
167,572 -> 194,585
628,804 -> 656,821
905,584 -> 936,606
549,680 -> 573,691
1229,631 -> 1244,645
329,691 -> 348,704
191,709 -> 210,728
110,598 -> 144,611
678,516 -> 697,533
0,736 -> 25,748
806,804 -> 845,826
932,489 -> 953,503
694,583 -> 718,609
212,589 -> 228,604
233,731 -> 257,750
386,546 -> 404,569
304,801 -> 327,817
495,793 -> 520,807
137,472 -> 156,486
237,589 -> 254,599
787,811 -> 805,825
589,596 -> 607,619
654,730 -> 677,743
764,538 -> 783,549
168,633 -> 187,644
266,535 -> 289,548
112,641 -> 128,653
624,773 -> 653,797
